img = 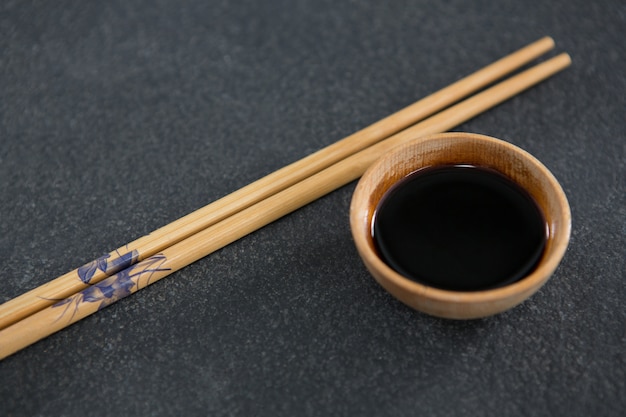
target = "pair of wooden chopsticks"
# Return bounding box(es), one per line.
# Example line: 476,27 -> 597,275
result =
0,37 -> 570,359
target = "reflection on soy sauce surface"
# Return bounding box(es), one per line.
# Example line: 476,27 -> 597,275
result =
372,165 -> 547,291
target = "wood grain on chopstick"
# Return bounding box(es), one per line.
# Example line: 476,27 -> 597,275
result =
0,52 -> 571,360
0,37 -> 556,330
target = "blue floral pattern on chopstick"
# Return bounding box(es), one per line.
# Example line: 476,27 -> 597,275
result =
77,249 -> 140,284
53,254 -> 170,322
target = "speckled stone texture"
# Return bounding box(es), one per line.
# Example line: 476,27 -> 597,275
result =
0,0 -> 624,416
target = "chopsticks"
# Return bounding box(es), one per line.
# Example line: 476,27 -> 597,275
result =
0,37 -> 556,330
0,40 -> 571,359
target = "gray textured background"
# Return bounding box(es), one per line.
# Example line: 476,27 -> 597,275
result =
1,1 -> 624,416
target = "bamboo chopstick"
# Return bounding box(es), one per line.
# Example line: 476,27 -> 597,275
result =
0,52 -> 571,359
0,37 -> 557,331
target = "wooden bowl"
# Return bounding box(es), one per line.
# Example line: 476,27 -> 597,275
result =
350,132 -> 571,319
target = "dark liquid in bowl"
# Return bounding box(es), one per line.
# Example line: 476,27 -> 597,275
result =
372,165 -> 546,291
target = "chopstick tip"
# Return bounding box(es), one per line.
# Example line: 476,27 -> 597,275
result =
556,52 -> 572,67
539,36 -> 556,49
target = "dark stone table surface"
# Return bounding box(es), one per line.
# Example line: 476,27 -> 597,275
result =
1,1 -> 624,416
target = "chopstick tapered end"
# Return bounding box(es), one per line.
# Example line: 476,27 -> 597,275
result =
539,36 -> 556,50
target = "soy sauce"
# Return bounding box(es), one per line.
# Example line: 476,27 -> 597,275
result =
372,165 -> 546,291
